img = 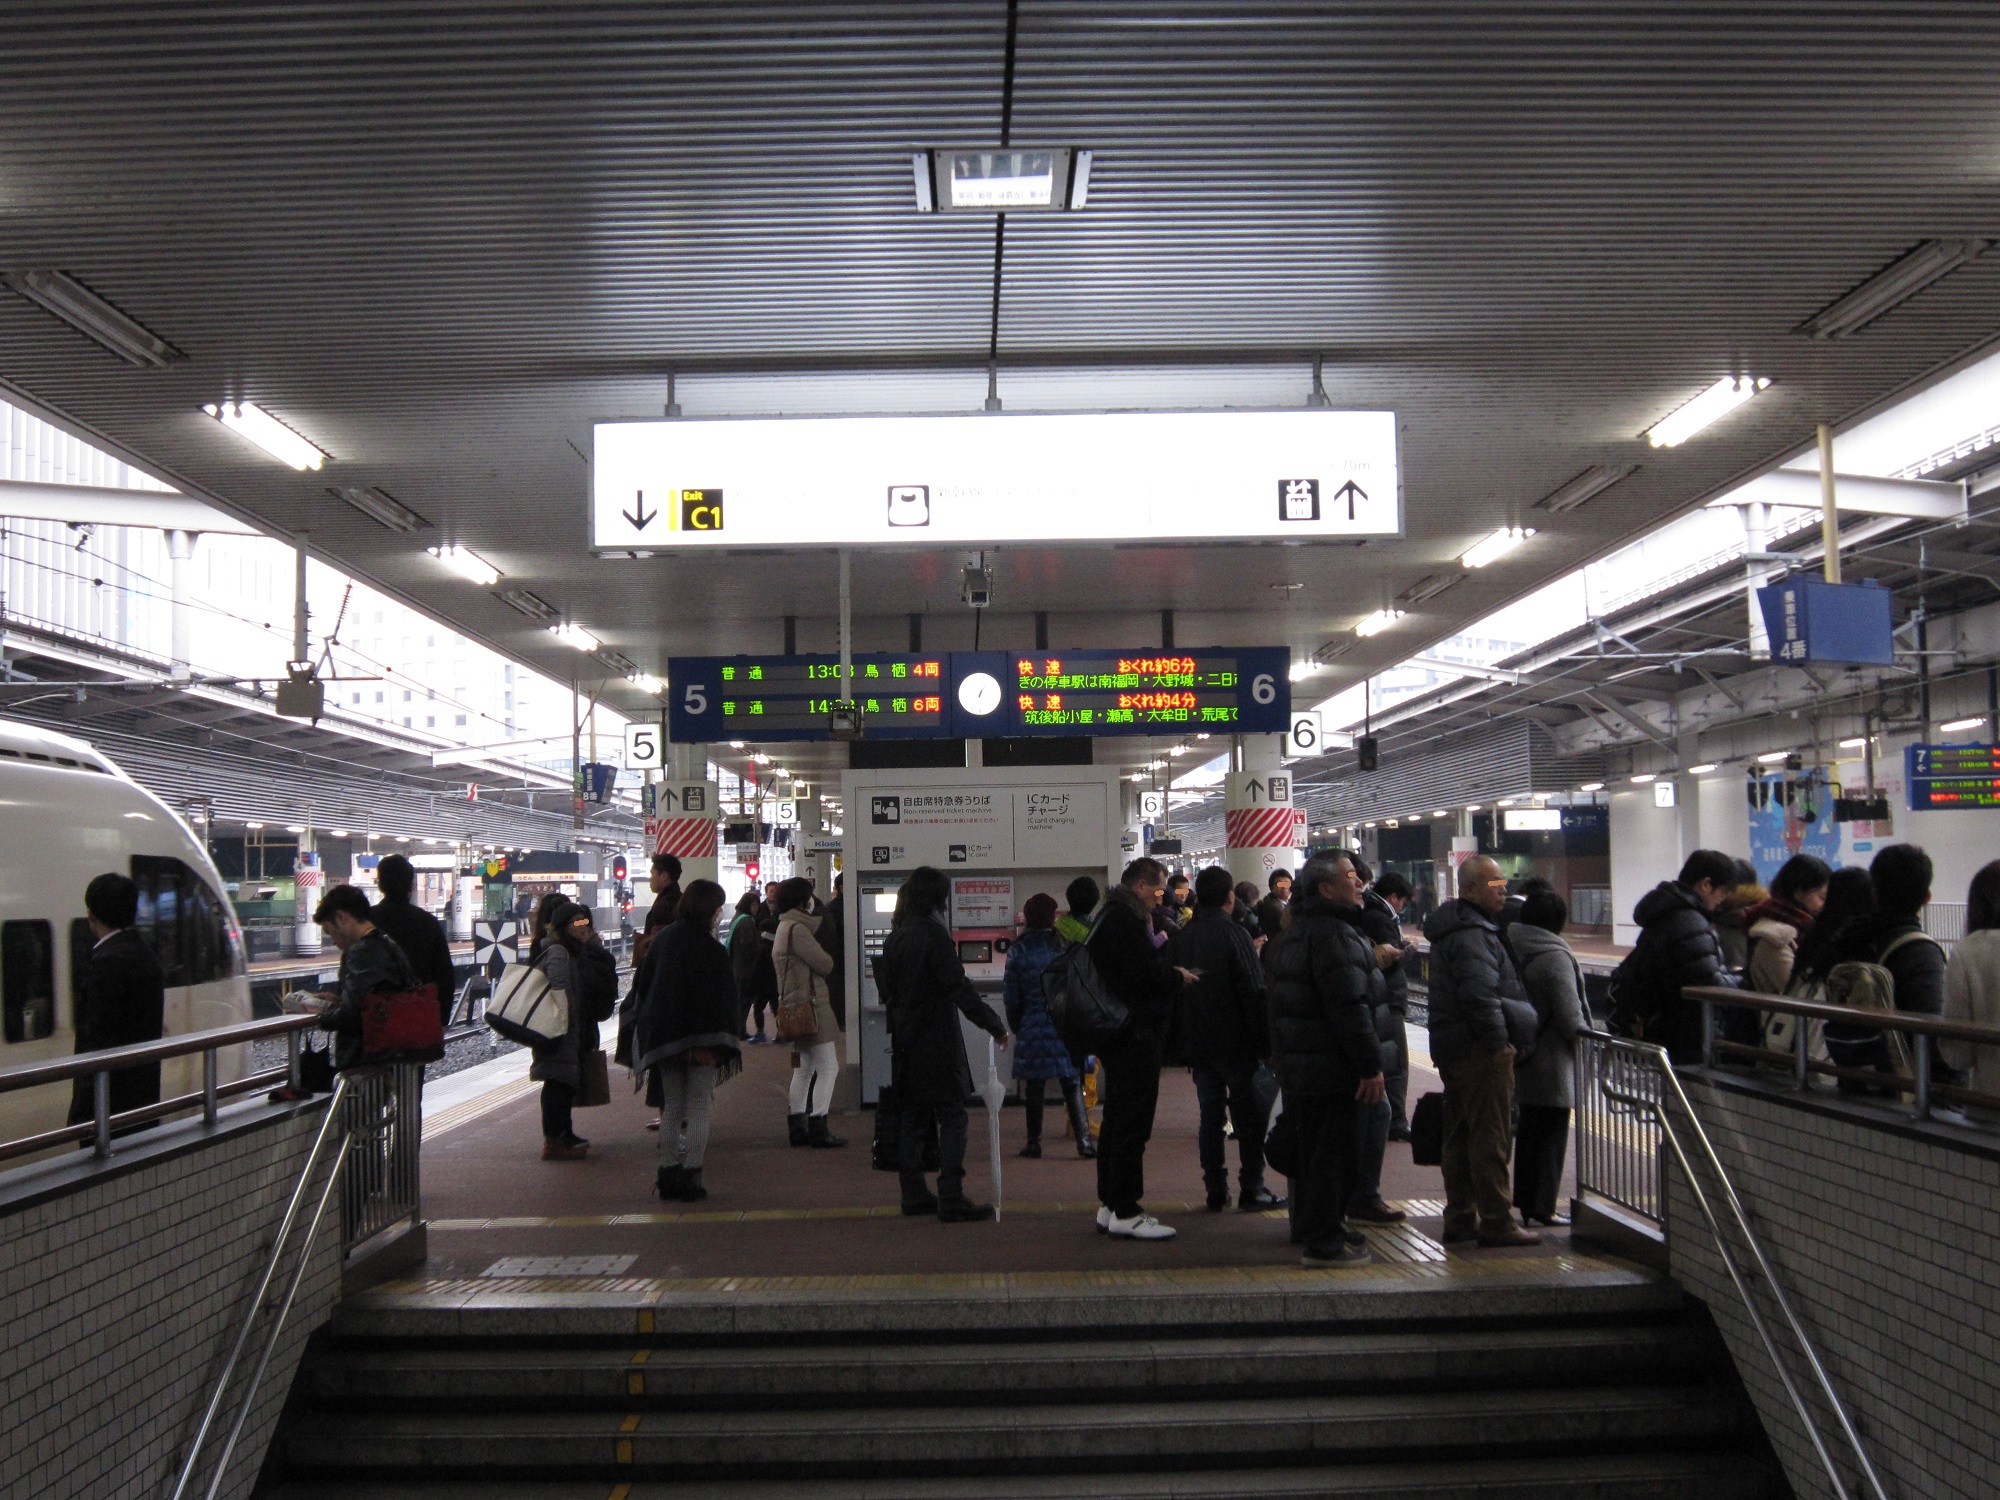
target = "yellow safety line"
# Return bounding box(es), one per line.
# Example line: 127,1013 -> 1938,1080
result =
422,1074 -> 539,1142
429,1197 -> 1295,1230
608,1486 -> 631,1500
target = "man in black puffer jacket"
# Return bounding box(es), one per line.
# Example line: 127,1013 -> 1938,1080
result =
1267,854 -> 1386,1267
1425,855 -> 1538,1247
1628,848 -> 1739,1061
1336,853 -> 1408,1225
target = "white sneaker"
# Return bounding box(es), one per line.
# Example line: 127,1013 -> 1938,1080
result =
1095,1205 -> 1111,1234
1105,1210 -> 1177,1241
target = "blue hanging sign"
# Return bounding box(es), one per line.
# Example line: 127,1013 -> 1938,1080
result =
1906,743 -> 2000,811
1755,577 -> 1894,666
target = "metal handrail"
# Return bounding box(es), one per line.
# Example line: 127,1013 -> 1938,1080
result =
0,1014 -> 321,1161
166,1073 -> 350,1500
1582,1027 -> 1890,1500
1688,985 -> 2000,1120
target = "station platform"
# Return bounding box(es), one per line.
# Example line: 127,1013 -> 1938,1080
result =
396,1033 -> 1577,1286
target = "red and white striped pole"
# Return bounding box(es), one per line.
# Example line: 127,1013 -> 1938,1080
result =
1224,768 -> 1303,889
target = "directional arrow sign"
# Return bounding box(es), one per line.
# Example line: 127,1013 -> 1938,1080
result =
1334,480 -> 1367,519
622,490 -> 657,531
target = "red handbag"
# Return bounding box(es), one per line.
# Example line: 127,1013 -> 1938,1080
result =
359,983 -> 445,1064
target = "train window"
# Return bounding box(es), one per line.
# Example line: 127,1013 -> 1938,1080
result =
2,920 -> 57,1043
130,855 -> 241,985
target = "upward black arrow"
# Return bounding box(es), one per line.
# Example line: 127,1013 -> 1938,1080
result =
1243,777 -> 1265,801
1334,480 -> 1367,519
623,490 -> 657,530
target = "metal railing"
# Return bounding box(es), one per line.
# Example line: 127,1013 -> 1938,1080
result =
0,1013 -> 320,1163
1687,985 -> 2000,1121
1574,1030 -> 1663,1221
1575,1028 -> 1890,1500
340,1062 -> 423,1248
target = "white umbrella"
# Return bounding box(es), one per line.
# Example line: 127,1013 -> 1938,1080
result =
980,1034 -> 1006,1221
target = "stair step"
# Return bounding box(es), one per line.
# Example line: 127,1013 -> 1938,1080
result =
282,1385 -> 1749,1478
332,1269 -> 1685,1343
263,1450 -> 1774,1498
300,1324 -> 1721,1409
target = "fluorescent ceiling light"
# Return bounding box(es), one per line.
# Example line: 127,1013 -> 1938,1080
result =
496,588 -> 559,621
1289,660 -> 1325,682
202,400 -> 328,470
728,740 -> 745,748
1630,773 -> 1656,784
1432,809 -> 1450,818
285,824 -> 305,833
549,623 -> 600,652
334,485 -> 430,534
1536,462 -> 1639,515
1578,782 -> 1604,792
1461,526 -> 1537,569
2,268 -> 184,367
244,820 -> 264,829
1940,716 -> 1987,733
1688,763 -> 1718,774
427,545 -> 500,586
328,828 -> 348,837
1757,750 -> 1792,763
596,649 -> 638,675
629,673 -> 664,695
1837,737 -> 1868,750
1465,803 -> 1482,812
1798,238 -> 1994,340
1399,572 -> 1462,605
916,147 -> 1089,212
1355,607 -> 1405,637
1645,377 -> 1771,448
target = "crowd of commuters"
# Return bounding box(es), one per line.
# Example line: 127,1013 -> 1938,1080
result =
116,824 -> 1985,1270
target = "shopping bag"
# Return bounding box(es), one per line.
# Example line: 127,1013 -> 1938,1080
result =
486,964 -> 570,1046
1409,1090 -> 1445,1167
577,1048 -> 613,1107
359,983 -> 444,1065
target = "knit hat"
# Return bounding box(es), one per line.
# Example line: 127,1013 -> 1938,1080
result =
1022,893 -> 1059,929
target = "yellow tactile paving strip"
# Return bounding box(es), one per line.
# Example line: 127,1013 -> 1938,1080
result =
422,1075 -> 539,1141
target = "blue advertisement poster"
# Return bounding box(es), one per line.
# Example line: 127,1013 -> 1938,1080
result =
1746,769 -> 1843,885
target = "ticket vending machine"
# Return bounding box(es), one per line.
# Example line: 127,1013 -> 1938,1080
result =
841,764 -> 1123,1105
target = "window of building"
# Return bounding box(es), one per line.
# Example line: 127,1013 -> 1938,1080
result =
1,919 -> 56,1042
455,714 -> 468,726
426,716 -> 436,728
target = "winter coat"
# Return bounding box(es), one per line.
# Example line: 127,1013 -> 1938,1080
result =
526,941 -> 612,1090
1631,881 -> 1735,1059
1423,899 -> 1527,1067
317,928 -> 419,1073
1168,906 -> 1270,1077
1090,886 -> 1183,1036
1003,927 -> 1077,1083
877,913 -> 1007,1107
1505,922 -> 1587,1110
1356,888 -> 1411,1016
369,896 -> 458,1024
65,925 -> 167,1126
1266,889 -> 1385,1096
1941,929 -> 2000,1115
774,908 -> 839,1048
1744,897 -> 1815,996
634,919 -> 743,1080
821,893 -> 847,1025
1254,894 -> 1291,975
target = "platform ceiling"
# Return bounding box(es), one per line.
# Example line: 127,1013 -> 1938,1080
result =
5,3 -> 2000,763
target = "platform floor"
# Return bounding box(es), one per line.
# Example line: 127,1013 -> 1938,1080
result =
404,1032 -> 1579,1286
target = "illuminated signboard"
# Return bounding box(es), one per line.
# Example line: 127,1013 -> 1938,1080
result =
1000,648 -> 1290,736
668,654 -> 955,742
1906,743 -> 2000,811
591,409 -> 1400,551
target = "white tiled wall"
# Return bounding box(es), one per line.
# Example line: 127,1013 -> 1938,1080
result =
1667,1079 -> 2000,1500
0,1107 -> 341,1500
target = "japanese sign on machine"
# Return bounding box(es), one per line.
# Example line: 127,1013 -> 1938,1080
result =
862,783 -> 1110,871
592,408 -> 1400,551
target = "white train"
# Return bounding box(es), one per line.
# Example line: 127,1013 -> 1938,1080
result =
0,717 -> 253,1147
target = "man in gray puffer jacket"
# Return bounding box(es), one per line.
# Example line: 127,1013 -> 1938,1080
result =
1423,856 -> 1538,1247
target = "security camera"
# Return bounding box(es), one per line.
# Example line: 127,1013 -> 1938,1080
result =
961,565 -> 993,609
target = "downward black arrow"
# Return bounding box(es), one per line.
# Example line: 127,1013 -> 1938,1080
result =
623,490 -> 657,530
1334,480 -> 1367,519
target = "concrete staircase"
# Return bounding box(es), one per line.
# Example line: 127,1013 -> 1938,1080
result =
261,1268 -> 1788,1498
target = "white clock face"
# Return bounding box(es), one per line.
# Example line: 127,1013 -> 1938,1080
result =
957,670 -> 1002,717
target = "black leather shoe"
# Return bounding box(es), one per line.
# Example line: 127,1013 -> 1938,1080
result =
1239,1187 -> 1289,1212
901,1194 -> 940,1216
807,1115 -> 848,1149
1206,1193 -> 1230,1212
938,1198 -> 997,1224
655,1165 -> 685,1201
787,1112 -> 809,1147
1019,1139 -> 1043,1159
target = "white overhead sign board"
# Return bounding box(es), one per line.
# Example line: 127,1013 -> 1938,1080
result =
859,782 -> 1110,871
590,409 -> 1401,550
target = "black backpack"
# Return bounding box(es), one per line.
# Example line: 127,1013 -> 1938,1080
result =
1605,941 -> 1666,1040
1041,917 -> 1132,1047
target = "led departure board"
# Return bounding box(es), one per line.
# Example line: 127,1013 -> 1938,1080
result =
1906,743 -> 2000,811
669,654 -> 952,742
1001,647 -> 1291,736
